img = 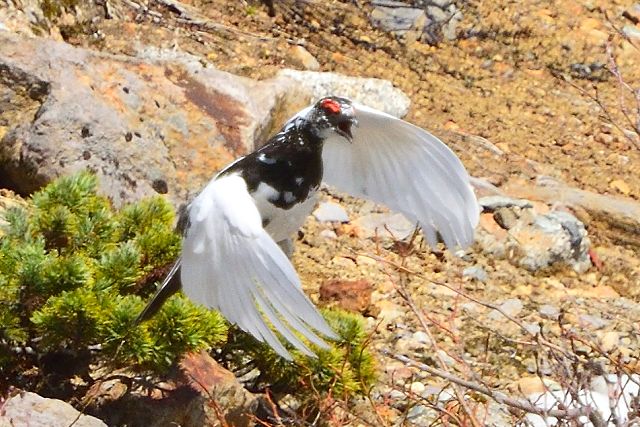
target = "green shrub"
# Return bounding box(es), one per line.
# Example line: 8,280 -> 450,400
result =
0,172 -> 227,375
225,308 -> 377,409
0,172 -> 376,413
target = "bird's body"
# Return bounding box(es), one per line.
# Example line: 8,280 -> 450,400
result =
138,96 -> 480,359
217,116 -> 325,243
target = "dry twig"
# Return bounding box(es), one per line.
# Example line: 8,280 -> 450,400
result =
382,350 -> 595,422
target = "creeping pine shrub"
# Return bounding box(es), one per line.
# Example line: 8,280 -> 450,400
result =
0,172 -> 227,375
0,171 -> 376,411
225,308 -> 377,410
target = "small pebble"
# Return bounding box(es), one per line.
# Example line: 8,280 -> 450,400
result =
411,330 -> 432,345
598,331 -> 619,352
406,404 -> 430,419
437,349 -> 456,367
523,322 -> 541,335
318,229 -> 338,240
539,304 -> 560,320
490,298 -> 523,319
409,381 -> 426,395
313,201 -> 349,222
463,265 -> 488,282
493,207 -> 519,229
388,390 -> 406,400
579,314 -> 608,329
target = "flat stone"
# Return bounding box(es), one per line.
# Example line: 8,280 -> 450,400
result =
478,207 -> 592,273
313,201 -> 350,222
598,331 -> 620,352
411,330 -> 432,345
489,298 -> 523,320
330,256 -> 356,268
478,196 -> 533,212
538,304 -> 560,320
408,381 -> 426,395
442,10 -> 463,41
523,322 -> 541,335
388,389 -> 407,400
179,351 -> 259,427
406,403 -> 428,419
436,349 -> 456,367
318,229 -> 338,240
493,207 -> 519,229
352,212 -> 415,239
503,177 -> 640,248
376,300 -> 405,324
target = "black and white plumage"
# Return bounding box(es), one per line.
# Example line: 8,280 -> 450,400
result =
137,96 -> 480,359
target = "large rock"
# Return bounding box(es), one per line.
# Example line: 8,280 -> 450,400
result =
89,352 -> 258,427
369,0 -> 464,44
370,2 -> 427,44
424,2 -> 463,42
278,69 -> 411,118
477,196 -> 592,273
179,350 -> 259,427
0,32 -> 299,207
0,32 -> 412,208
0,391 -> 107,427
503,177 -> 640,248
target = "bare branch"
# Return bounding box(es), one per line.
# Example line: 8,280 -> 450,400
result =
382,350 -> 593,421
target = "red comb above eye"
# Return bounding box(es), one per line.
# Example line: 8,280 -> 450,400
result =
320,99 -> 341,114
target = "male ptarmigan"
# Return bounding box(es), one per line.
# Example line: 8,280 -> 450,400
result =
137,96 -> 480,359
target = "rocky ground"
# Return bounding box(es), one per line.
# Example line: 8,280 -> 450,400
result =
1,0 -> 640,425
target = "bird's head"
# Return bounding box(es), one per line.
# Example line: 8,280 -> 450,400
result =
305,96 -> 358,143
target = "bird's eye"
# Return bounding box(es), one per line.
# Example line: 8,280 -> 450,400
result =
320,99 -> 341,115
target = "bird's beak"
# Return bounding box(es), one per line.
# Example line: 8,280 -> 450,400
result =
337,117 -> 358,142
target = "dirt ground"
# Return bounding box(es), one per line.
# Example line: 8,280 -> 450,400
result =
15,0 -> 640,423
91,0 -> 640,193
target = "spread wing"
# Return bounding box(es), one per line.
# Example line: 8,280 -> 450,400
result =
180,174 -> 336,360
321,103 -> 480,249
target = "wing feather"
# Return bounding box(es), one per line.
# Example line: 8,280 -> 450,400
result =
181,174 -> 336,360
322,103 -> 479,249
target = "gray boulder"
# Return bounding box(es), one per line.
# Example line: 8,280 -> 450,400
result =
0,32 -> 301,207
476,196 -> 592,273
0,391 -> 107,427
0,32 -> 412,210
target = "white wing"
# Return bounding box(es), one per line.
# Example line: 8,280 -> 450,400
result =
181,174 -> 336,360
321,103 -> 480,249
